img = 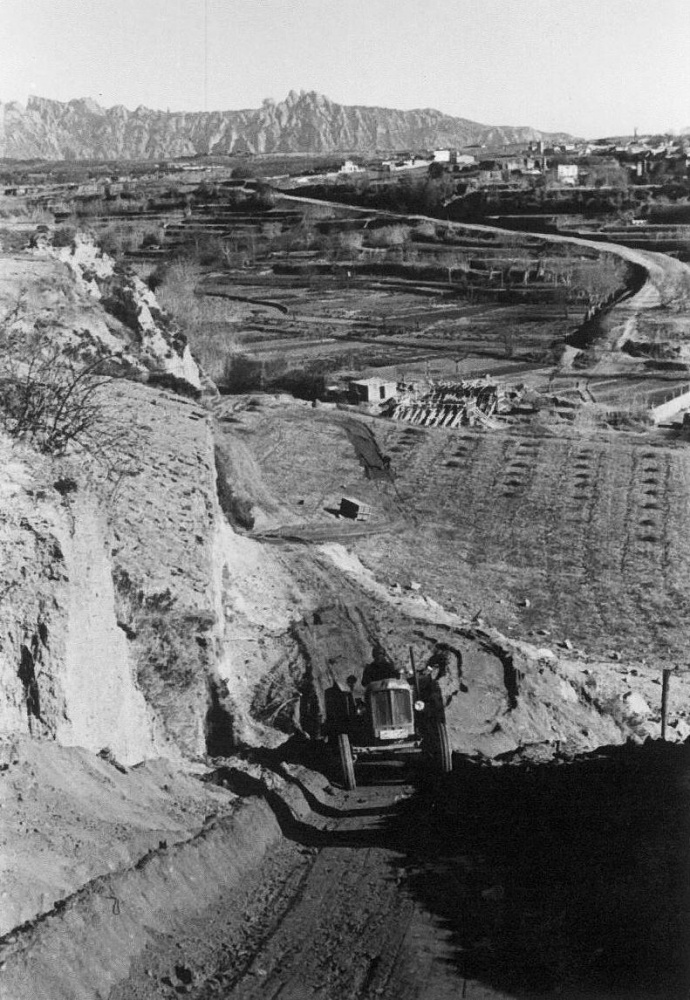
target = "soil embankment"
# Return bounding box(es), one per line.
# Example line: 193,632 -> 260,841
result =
7,741 -> 684,1000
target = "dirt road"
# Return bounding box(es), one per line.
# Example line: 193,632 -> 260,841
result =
107,740 -> 690,1000
111,764 -> 509,1000
204,783 -> 463,1000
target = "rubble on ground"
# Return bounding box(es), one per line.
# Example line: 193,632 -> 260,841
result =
388,378 -> 532,428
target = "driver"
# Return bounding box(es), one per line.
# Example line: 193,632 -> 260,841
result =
361,642 -> 400,686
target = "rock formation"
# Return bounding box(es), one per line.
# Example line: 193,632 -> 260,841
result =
0,90 -> 574,160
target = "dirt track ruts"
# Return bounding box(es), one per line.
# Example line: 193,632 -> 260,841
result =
111,770 -> 497,1000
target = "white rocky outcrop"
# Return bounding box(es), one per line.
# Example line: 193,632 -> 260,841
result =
54,233 -> 201,393
56,497 -> 159,762
0,441 -> 160,764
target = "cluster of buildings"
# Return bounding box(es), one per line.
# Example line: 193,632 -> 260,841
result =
327,133 -> 690,193
5,131 -> 690,209
433,136 -> 690,190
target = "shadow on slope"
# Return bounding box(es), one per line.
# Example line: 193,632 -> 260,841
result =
401,740 -> 690,998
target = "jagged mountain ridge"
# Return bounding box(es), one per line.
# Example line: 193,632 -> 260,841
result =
0,89 -> 574,160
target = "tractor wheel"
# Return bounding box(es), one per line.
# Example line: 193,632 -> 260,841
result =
337,733 -> 356,790
432,721 -> 453,775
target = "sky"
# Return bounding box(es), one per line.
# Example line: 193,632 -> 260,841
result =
1,0 -> 689,138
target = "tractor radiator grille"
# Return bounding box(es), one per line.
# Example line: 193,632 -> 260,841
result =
371,689 -> 413,729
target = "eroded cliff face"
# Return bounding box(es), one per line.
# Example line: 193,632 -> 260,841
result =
0,446 -> 161,764
0,440 -> 69,740
0,90 -> 572,159
0,235 -> 209,761
0,235 -> 369,763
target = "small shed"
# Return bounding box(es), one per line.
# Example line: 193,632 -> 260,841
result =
349,378 -> 398,404
339,496 -> 372,521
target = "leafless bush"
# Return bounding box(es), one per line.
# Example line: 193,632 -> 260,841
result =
337,230 -> 364,256
413,220 -> 437,239
98,223 -> 134,258
367,224 -> 411,248
112,568 -> 213,690
0,198 -> 52,223
0,297 -> 133,473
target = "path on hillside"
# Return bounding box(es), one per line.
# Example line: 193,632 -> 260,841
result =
194,780 -> 471,1000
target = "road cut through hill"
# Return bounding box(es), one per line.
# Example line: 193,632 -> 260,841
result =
110,759 -> 510,1000
107,738 -> 690,1000
3,735 -> 689,999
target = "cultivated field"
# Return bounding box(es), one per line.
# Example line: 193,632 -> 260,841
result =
232,397 -> 690,664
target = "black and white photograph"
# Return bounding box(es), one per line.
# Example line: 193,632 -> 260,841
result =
1,2 -> 690,997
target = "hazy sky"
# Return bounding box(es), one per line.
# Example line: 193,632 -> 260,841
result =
2,0 -> 689,138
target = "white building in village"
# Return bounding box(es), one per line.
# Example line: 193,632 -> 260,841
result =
557,163 -> 579,186
339,160 -> 365,174
349,378 -> 398,404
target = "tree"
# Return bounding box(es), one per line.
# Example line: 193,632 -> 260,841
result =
337,230 -> 364,257
367,224 -> 410,248
421,175 -> 456,212
231,163 -> 254,180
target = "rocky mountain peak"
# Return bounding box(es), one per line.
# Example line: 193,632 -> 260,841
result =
69,97 -> 105,115
1,90 -> 574,159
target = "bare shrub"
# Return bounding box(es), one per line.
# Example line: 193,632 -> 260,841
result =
98,223 -> 133,258
141,228 -> 164,248
0,308 -> 108,455
51,225 -> 77,248
220,352 -> 263,393
190,234 -> 226,267
0,297 -> 136,479
113,568 -> 214,690
367,224 -> 411,248
261,221 -> 282,240
413,220 -> 438,240
337,231 -> 364,257
0,197 -> 51,222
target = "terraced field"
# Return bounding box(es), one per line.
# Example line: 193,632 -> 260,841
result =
238,398 -> 690,663
364,422 -> 690,660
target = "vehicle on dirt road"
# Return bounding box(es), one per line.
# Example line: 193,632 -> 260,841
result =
324,659 -> 452,790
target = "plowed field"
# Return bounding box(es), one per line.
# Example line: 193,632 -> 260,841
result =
235,397 -> 690,662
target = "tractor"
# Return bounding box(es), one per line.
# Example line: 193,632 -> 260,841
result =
324,651 -> 452,790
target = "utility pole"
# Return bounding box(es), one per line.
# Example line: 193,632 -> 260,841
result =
661,668 -> 672,740
204,0 -> 209,112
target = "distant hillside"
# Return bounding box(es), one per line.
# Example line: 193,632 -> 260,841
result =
0,90 -> 575,160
